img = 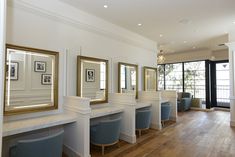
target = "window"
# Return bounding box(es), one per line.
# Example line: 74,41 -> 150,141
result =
158,65 -> 165,90
165,63 -> 183,92
184,61 -> 206,102
100,62 -> 106,90
121,65 -> 126,89
131,70 -> 136,86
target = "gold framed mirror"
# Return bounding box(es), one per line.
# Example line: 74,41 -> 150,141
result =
143,66 -> 158,91
4,44 -> 59,115
118,62 -> 138,98
77,56 -> 109,104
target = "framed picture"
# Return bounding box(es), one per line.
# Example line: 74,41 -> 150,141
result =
34,61 -> 46,72
6,62 -> 19,80
86,69 -> 95,82
41,74 -> 52,85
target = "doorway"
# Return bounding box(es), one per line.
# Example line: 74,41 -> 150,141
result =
211,61 -> 230,108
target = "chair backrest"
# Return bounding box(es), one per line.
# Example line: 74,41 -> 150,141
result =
13,130 -> 64,157
161,104 -> 171,120
96,118 -> 122,144
177,92 -> 183,101
136,109 -> 151,129
182,92 -> 192,98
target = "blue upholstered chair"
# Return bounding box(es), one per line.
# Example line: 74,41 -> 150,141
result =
9,130 -> 64,157
177,92 -> 192,112
161,102 -> 171,127
136,109 -> 151,136
90,118 -> 122,155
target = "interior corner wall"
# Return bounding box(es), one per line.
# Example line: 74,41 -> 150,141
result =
6,0 -> 157,116
0,0 -> 7,155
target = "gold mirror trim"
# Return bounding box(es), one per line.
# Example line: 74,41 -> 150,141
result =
77,56 -> 109,105
118,62 -> 138,99
4,44 -> 59,116
143,66 -> 158,91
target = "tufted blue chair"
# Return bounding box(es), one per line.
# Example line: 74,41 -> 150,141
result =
177,92 -> 192,111
9,130 -> 64,157
90,117 -> 122,155
161,102 -> 171,127
136,109 -> 151,136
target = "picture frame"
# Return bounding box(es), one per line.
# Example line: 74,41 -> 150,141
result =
34,61 -> 46,72
86,69 -> 95,82
41,74 -> 52,85
6,62 -> 19,81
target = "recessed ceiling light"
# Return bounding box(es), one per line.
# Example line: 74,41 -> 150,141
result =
104,5 -> 108,8
233,21 -> 235,24
160,34 -> 163,37
193,46 -> 196,49
183,41 -> 187,43
138,23 -> 142,26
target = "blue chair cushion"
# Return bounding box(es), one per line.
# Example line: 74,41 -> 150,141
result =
90,118 -> 122,145
136,109 -> 151,130
161,104 -> 171,121
9,130 -> 64,157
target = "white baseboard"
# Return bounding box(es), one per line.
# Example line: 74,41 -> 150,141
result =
190,107 -> 214,112
230,121 -> 235,127
170,117 -> 177,122
120,133 -> 136,144
63,144 -> 91,157
214,107 -> 230,112
150,123 -> 162,130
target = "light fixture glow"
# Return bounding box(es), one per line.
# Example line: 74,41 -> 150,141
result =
233,21 -> 235,24
104,5 -> 108,8
193,46 -> 196,49
138,23 -> 142,26
183,41 -> 187,43
160,34 -> 163,37
157,50 -> 165,64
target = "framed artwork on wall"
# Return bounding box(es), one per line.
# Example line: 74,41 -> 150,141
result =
6,62 -> 19,81
86,69 -> 95,82
34,61 -> 46,72
41,74 -> 52,85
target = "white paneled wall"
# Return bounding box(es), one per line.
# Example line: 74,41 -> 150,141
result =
3,0 -> 157,123
0,0 -> 7,155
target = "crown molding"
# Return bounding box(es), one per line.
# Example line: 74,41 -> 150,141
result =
8,0 -> 157,53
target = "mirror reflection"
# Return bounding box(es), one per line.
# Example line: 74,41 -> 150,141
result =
77,56 -> 108,104
5,44 -> 59,115
144,67 -> 157,91
118,62 -> 138,98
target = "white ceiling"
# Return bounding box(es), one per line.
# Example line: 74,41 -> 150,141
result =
60,0 -> 235,53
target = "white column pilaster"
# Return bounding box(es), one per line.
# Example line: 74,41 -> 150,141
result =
226,42 -> 235,126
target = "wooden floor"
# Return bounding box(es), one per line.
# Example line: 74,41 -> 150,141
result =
89,110 -> 235,157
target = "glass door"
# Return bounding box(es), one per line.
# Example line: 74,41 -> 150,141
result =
212,61 -> 230,108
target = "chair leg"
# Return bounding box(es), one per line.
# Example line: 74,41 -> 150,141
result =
117,140 -> 120,148
139,130 -> 141,136
102,145 -> 105,156
161,120 -> 165,127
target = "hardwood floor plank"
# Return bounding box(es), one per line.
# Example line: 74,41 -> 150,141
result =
86,110 -> 235,157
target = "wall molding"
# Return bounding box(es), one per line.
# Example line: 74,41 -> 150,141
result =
8,0 -> 157,53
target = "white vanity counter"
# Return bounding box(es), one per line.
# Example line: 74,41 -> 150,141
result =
161,100 -> 170,103
136,102 -> 152,109
90,105 -> 124,119
3,113 -> 77,137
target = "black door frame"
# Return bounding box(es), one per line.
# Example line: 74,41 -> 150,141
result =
210,60 -> 229,108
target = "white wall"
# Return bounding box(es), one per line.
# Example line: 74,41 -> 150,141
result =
0,0 -> 7,154
5,0 -> 157,120
229,29 -> 235,42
